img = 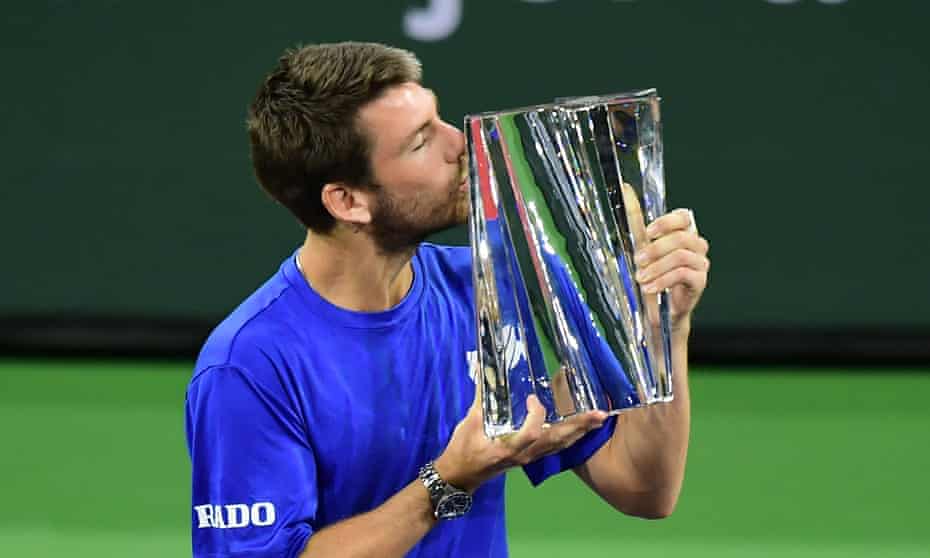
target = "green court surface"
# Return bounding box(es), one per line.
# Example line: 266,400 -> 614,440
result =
1,360 -> 927,557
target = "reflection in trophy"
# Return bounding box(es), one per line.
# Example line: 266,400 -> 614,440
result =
466,89 -> 673,438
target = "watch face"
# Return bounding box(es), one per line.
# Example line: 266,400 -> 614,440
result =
436,491 -> 472,519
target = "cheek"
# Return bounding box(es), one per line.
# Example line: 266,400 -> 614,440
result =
385,148 -> 455,196
383,159 -> 428,190
416,150 -> 453,190
435,148 -> 460,184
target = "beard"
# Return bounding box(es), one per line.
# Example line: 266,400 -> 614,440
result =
366,179 -> 468,256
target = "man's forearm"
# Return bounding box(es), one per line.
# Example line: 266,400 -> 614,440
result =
613,320 -> 692,515
579,319 -> 692,518
299,479 -> 435,557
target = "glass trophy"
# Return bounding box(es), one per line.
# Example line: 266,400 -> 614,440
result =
466,89 -> 673,437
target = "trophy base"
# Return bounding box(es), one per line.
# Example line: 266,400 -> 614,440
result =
484,422 -> 516,440
484,395 -> 676,439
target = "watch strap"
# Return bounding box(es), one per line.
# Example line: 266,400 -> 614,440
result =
418,461 -> 446,510
418,461 -> 469,519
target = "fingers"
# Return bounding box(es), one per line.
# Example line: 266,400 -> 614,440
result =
505,396 -> 605,454
635,248 -> 710,292
633,208 -> 709,296
634,231 -> 709,295
511,409 -> 607,465
547,410 -> 607,445
634,230 -> 709,269
640,266 -> 708,295
646,208 -> 696,239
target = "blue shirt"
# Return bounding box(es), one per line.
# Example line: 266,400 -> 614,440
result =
185,243 -> 615,557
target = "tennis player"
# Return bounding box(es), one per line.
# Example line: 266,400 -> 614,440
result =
185,42 -> 710,557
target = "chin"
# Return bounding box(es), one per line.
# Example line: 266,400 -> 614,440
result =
453,197 -> 469,226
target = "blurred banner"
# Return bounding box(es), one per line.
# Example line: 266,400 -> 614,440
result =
2,1 -> 928,359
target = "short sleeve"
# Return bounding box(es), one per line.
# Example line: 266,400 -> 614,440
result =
521,415 -> 616,486
186,365 -> 317,557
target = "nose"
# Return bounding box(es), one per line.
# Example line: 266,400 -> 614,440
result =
441,120 -> 465,162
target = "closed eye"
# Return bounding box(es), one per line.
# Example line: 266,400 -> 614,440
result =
412,133 -> 429,151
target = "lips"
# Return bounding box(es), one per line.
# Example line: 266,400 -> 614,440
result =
457,159 -> 469,192
458,156 -> 468,183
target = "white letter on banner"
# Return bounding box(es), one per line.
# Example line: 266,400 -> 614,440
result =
251,502 -> 276,527
212,505 -> 228,528
225,504 -> 251,528
193,504 -> 215,528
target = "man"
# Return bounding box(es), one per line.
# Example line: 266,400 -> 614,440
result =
186,42 -> 710,557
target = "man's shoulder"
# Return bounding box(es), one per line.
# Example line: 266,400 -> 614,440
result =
193,265 -> 303,379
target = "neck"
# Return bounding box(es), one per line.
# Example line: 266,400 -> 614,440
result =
296,227 -> 416,312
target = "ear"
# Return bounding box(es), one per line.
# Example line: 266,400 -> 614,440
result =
321,182 -> 374,226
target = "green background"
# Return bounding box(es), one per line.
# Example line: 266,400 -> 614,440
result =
2,361 -> 927,556
3,1 -> 929,328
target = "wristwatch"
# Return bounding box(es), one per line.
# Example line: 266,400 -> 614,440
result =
418,461 -> 472,520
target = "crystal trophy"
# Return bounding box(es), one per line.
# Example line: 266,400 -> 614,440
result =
467,89 -> 673,437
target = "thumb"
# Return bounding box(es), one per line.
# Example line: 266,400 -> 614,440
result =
468,361 -> 483,417
505,394 -> 547,452
524,394 -> 546,430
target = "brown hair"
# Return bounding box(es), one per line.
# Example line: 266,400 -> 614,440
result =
247,42 -> 422,232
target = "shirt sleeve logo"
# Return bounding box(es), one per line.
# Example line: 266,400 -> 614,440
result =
193,502 -> 276,529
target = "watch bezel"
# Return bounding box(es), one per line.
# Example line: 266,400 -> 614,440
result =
419,461 -> 472,520
435,490 -> 472,519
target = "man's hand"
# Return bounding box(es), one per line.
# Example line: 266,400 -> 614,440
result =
633,208 -> 710,328
434,386 -> 606,492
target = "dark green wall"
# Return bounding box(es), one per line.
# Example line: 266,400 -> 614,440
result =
4,1 -> 928,328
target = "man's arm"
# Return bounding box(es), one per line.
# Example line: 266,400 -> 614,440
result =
297,479 -> 435,557
298,383 -> 607,558
574,208 -> 709,519
575,322 -> 691,518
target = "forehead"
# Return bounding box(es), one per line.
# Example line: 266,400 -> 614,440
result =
358,82 -> 434,150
